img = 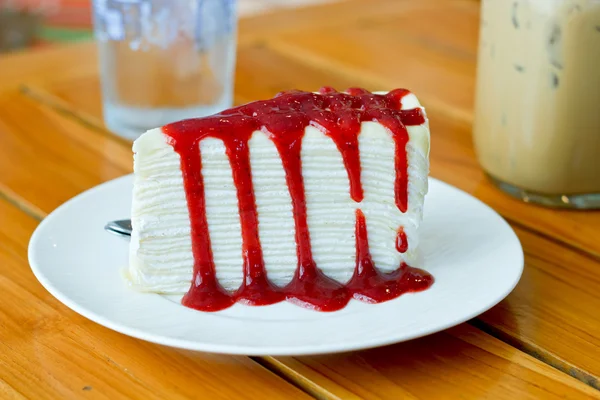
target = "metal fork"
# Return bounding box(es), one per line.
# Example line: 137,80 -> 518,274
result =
104,220 -> 132,238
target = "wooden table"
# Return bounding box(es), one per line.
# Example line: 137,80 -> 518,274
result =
1,1 -> 599,398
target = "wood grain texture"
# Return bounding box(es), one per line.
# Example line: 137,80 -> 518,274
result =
266,3 -> 478,122
0,91 -> 131,216
236,0 -> 462,47
0,42 -> 97,93
0,199 -> 311,400
263,324 -> 599,400
477,225 -> 600,388
0,0 -> 599,398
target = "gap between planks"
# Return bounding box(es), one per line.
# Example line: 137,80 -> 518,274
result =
19,84 -> 130,147
0,185 -> 44,222
469,319 -> 600,390
19,84 -> 255,144
251,357 -> 352,400
263,38 -> 474,125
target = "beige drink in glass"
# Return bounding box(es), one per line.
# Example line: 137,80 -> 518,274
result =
473,0 -> 600,208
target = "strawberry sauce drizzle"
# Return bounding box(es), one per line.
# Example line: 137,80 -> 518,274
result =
162,88 -> 433,312
346,209 -> 434,303
396,227 -> 408,254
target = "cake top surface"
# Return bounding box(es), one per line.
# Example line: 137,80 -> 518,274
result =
163,87 -> 424,142
162,87 -> 426,207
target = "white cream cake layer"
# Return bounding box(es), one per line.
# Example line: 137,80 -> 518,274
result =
128,93 -> 430,293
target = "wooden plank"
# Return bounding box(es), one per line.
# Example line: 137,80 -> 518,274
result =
237,0 -> 460,46
0,42 -> 97,93
22,76 -> 105,130
477,225 -> 600,388
264,324 -> 599,399
236,44 -> 365,102
0,91 -> 131,216
266,1 -> 479,123
0,199 -> 311,400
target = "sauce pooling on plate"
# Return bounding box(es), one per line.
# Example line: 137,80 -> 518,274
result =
162,88 -> 434,312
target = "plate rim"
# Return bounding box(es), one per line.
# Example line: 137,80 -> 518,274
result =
28,175 -> 524,355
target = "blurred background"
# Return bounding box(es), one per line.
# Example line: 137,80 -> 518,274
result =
0,0 -> 340,53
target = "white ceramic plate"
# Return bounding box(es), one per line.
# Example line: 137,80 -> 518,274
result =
28,175 -> 523,356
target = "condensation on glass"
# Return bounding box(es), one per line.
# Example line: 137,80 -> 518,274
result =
473,0 -> 600,208
93,0 -> 237,139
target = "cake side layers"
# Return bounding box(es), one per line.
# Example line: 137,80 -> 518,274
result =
128,128 -> 193,293
128,121 -> 429,292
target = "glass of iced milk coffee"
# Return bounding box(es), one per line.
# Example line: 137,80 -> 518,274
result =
473,0 -> 600,208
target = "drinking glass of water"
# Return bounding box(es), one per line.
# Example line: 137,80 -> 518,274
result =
93,0 -> 237,139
